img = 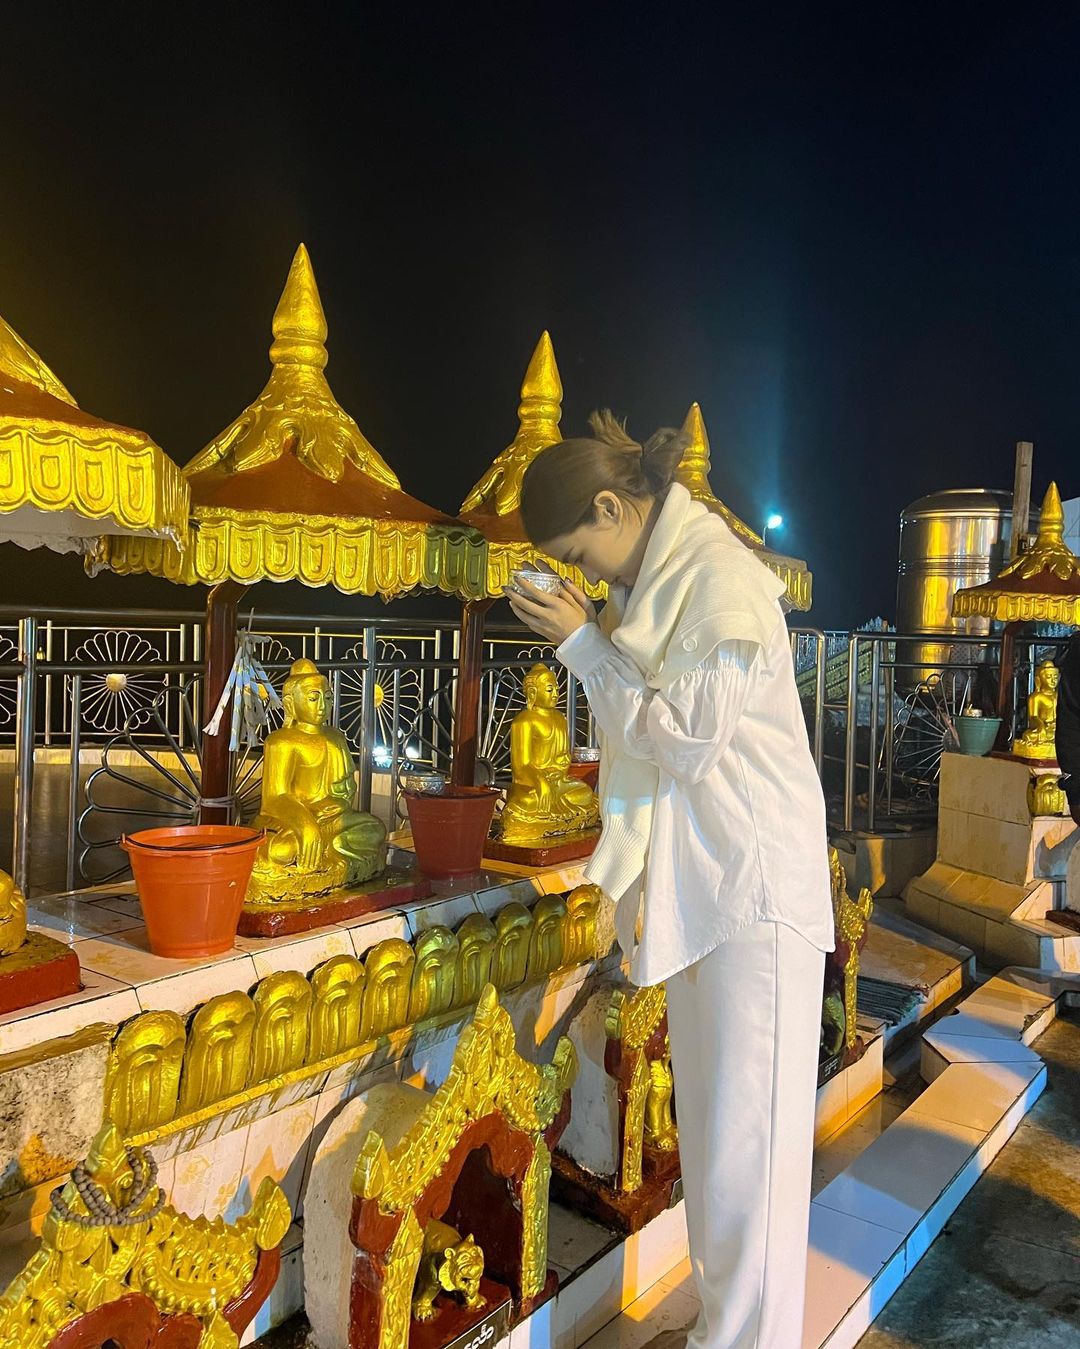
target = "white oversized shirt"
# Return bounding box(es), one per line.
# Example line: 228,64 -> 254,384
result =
557,608 -> 834,985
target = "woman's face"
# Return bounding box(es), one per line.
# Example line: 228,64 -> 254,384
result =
540,491 -> 652,588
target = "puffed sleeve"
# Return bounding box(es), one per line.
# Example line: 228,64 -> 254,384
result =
556,623 -> 757,786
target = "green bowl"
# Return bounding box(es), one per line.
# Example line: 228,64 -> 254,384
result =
956,716 -> 1002,756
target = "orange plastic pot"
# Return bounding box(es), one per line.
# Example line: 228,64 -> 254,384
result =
404,786 -> 501,879
122,825 -> 264,958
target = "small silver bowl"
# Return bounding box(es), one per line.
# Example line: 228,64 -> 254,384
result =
572,747 -> 601,763
402,771 -> 447,796
509,568 -> 564,597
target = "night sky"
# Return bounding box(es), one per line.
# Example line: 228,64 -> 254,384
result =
3,7 -> 1080,629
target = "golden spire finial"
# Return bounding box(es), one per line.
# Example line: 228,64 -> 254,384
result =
0,314 -> 76,405
269,243 -> 329,371
674,403 -> 762,547
517,330 -> 563,434
460,331 -> 564,516
1036,481 -> 1064,546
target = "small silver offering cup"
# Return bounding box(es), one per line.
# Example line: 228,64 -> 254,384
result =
402,771 -> 447,796
572,747 -> 601,763
509,569 -> 564,597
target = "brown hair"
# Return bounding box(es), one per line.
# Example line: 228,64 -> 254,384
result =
520,409 -> 689,545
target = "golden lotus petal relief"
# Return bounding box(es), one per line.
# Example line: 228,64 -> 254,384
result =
0,1121 -> 290,1349
106,890 -> 600,1141
352,986 -> 576,1216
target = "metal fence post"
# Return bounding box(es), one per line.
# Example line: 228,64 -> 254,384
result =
66,674 -> 82,892
867,639 -> 881,833
13,616 -> 37,893
844,634 -> 860,833
358,626 -> 377,813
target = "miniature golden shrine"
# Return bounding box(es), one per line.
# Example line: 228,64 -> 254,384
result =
304,985 -> 577,1349
487,663 -> 600,865
0,1121 -> 291,1349
553,983 -> 681,1234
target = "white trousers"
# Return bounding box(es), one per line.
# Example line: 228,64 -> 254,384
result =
665,921 -> 825,1349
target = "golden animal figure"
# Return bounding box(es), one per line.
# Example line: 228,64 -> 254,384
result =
0,1120 -> 290,1349
411,1221 -> 486,1323
1013,659 -> 1061,762
829,849 -> 874,1052
643,1041 -> 678,1153
248,658 -> 388,905
500,665 -> 600,847
1028,771 -> 1068,817
0,870 -> 27,956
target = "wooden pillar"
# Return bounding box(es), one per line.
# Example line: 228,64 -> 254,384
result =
451,599 -> 493,787
1010,441 -> 1034,561
995,620 -> 1020,751
200,579 -> 247,824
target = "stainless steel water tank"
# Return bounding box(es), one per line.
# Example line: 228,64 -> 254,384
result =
896,488 -> 1017,680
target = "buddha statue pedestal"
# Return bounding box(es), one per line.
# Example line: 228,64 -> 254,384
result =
485,665 -> 601,867
552,981 -> 682,1235
239,660 -> 430,937
0,872 -> 80,1015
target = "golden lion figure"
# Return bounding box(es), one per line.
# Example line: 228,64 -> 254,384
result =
411,1220 -> 486,1323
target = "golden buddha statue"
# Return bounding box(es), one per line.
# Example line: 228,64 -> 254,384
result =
247,659 -> 387,905
500,664 -> 600,847
0,871 -> 27,956
1013,659 -> 1060,762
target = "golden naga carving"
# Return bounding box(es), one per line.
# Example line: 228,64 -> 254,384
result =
0,870 -> 27,956
492,903 -> 534,990
528,895 -> 569,979
105,1010 -> 186,1135
455,914 -> 498,1008
829,849 -> 874,1052
107,889 -> 601,1144
252,971 -> 312,1081
412,1220 -> 486,1323
352,986 -> 576,1216
409,927 -> 460,1022
0,1120 -> 290,1349
1012,660 -> 1060,762
309,954 -> 366,1061
644,1042 -> 678,1152
953,482 -> 1080,626
179,991 -> 256,1113
520,1139 -> 553,1299
500,665 -> 600,848
248,658 -> 387,906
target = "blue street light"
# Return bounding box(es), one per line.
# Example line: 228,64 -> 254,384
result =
763,513 -> 784,546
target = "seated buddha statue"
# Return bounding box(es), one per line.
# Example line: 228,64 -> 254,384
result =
0,870 -> 27,957
1013,660 -> 1060,763
500,664 -> 600,847
247,659 -> 387,905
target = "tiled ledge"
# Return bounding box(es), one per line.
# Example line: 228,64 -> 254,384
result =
3,851 -> 589,1055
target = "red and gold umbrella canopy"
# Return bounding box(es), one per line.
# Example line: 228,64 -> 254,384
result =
0,315 -> 187,553
95,245 -> 486,601
952,482 -> 1080,626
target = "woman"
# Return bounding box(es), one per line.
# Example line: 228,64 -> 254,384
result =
507,411 -> 834,1349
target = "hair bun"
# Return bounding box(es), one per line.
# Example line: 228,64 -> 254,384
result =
640,426 -> 689,493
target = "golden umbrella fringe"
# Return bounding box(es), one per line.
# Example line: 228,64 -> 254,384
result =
92,244 -> 487,602
952,482 -> 1080,626
0,315 -> 189,551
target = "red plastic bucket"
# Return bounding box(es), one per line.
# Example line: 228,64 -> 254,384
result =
122,825 -> 264,958
404,786 -> 501,879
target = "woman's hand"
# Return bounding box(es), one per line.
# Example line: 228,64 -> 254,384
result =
506,576 -> 594,645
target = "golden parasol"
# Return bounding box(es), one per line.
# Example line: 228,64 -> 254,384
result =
93,243 -> 488,816
952,481 -> 1080,726
0,315 -> 188,554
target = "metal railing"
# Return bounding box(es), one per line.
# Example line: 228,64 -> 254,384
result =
0,603 -> 885,895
